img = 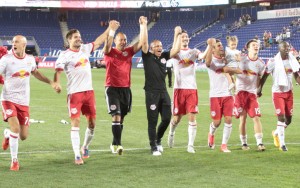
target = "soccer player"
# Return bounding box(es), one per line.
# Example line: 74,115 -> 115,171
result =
0,35 -> 58,171
103,16 -> 147,155
234,39 -> 266,151
167,30 -> 206,153
258,41 -> 300,151
54,20 -> 120,164
141,25 -> 182,156
205,38 -> 242,152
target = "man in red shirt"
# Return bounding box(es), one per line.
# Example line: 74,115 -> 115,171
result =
103,16 -> 148,155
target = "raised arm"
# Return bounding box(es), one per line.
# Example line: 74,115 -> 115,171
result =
133,16 -> 148,54
100,20 -> 120,54
205,38 -> 216,67
170,26 -> 182,58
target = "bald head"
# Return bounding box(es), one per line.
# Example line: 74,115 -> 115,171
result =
12,35 -> 27,57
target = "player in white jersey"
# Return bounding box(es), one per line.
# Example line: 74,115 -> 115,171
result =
258,41 -> 300,152
167,30 -> 206,153
0,35 -> 58,171
54,20 -> 120,165
234,39 -> 266,151
205,38 -> 242,152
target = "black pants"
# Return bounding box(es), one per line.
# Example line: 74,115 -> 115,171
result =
166,67 -> 172,87
145,91 -> 171,150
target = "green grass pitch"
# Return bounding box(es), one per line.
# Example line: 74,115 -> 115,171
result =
0,68 -> 299,188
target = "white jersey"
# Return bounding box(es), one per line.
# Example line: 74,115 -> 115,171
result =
235,54 -> 265,94
225,46 -> 240,68
55,43 -> 94,94
0,53 -> 36,106
173,48 -> 200,89
266,58 -> 294,93
207,56 -> 231,97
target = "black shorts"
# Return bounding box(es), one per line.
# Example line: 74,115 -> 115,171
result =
105,87 -> 132,117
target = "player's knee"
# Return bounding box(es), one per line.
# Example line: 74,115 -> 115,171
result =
285,118 -> 292,126
20,135 -> 27,141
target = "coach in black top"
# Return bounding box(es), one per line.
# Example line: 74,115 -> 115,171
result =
141,25 -> 182,156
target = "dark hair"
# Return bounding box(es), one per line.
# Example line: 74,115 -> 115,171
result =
182,29 -> 188,34
66,29 -> 79,40
216,39 -> 221,43
246,39 -> 258,49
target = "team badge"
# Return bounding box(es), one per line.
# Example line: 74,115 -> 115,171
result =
237,107 -> 243,113
122,51 -> 128,57
71,108 -> 78,114
211,111 -> 216,117
174,108 -> 178,114
275,109 -> 281,114
150,104 -> 156,110
110,105 -> 117,111
195,106 -> 198,112
161,58 -> 166,64
5,109 -> 13,115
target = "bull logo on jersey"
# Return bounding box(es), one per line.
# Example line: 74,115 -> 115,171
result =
179,58 -> 194,67
75,58 -> 88,68
285,68 -> 292,73
11,70 -> 30,78
243,69 -> 257,76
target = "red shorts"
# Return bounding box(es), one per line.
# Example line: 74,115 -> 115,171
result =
1,101 -> 30,126
172,89 -> 198,115
234,91 -> 261,118
210,96 -> 234,120
272,90 -> 293,116
68,90 -> 96,118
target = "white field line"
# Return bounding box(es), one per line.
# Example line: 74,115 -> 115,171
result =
0,142 -> 299,155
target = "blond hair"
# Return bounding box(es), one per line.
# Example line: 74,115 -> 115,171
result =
226,35 -> 238,45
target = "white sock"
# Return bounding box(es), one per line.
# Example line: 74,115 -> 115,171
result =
222,123 -> 232,145
240,135 -> 247,145
10,132 -> 19,161
82,128 -> 94,149
169,120 -> 178,135
71,127 -> 80,158
255,133 -> 263,145
277,123 -> 286,147
188,122 -> 197,146
209,122 -> 217,135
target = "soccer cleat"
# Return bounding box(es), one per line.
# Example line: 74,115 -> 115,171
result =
110,144 -> 117,154
279,145 -> 288,152
152,149 -> 161,156
157,145 -> 163,153
10,159 -> 20,171
257,144 -> 266,151
116,145 -> 123,155
81,147 -> 89,159
220,144 -> 231,153
272,130 -> 280,148
242,144 -> 250,150
167,132 -> 175,148
2,137 -> 9,150
2,128 -> 10,150
208,133 -> 215,149
74,156 -> 84,165
187,145 -> 195,153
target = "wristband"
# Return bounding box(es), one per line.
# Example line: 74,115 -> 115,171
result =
109,30 -> 115,37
